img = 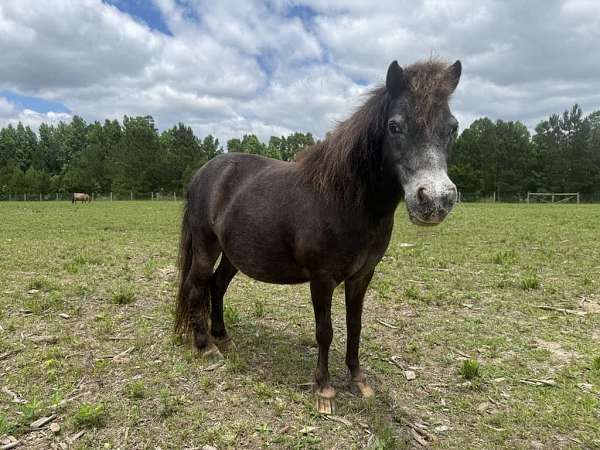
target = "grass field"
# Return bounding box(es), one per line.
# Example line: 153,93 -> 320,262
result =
0,201 -> 599,449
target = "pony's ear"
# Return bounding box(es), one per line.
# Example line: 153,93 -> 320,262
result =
386,61 -> 406,98
445,60 -> 461,92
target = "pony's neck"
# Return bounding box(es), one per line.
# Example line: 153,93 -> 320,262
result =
296,86 -> 401,217
297,137 -> 403,220
363,162 -> 404,220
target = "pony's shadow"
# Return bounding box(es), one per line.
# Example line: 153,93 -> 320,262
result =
218,316 -> 406,433
225,318 -> 326,388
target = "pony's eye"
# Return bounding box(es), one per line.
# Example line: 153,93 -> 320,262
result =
388,121 -> 401,135
449,124 -> 458,137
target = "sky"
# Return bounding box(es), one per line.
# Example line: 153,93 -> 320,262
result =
1,0 -> 599,143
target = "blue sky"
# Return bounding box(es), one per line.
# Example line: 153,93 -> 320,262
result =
103,0 -> 172,35
1,0 -> 599,141
0,91 -> 71,114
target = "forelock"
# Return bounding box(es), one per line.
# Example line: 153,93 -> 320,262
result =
404,59 -> 455,127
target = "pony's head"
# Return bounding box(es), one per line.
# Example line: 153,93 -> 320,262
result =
383,59 -> 460,225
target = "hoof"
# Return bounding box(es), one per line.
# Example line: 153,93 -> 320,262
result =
200,342 -> 224,360
213,335 -> 234,352
350,380 -> 375,398
314,386 -> 336,415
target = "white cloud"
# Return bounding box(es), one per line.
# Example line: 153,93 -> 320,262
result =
0,98 -> 72,130
0,98 -> 15,116
0,0 -> 599,141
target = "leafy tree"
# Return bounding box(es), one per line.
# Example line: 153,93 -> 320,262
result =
14,122 -> 38,171
279,132 -> 315,161
587,110 -> 600,189
160,123 -> 206,190
450,118 -> 496,193
227,134 -> 271,157
23,166 -> 51,194
240,134 -> 267,155
451,118 -> 534,195
494,120 -> 533,193
227,138 -> 242,153
37,123 -> 61,174
0,162 -> 26,194
109,116 -> 164,192
66,115 -> 87,163
0,125 -> 17,169
560,105 -> 592,192
200,135 -> 222,160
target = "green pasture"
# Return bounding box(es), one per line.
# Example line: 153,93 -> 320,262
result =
0,201 -> 598,449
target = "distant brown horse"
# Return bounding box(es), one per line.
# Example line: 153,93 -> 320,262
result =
72,193 -> 91,203
175,59 -> 461,414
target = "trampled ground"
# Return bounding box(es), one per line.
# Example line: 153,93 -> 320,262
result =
0,201 -> 599,449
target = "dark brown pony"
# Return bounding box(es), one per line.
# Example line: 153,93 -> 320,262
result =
72,192 -> 91,203
175,59 -> 462,413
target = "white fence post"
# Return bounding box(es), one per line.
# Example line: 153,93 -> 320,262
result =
130,191 -> 133,201
110,192 -> 113,201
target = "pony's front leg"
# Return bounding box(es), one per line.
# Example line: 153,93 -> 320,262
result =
345,270 -> 375,398
309,275 -> 337,414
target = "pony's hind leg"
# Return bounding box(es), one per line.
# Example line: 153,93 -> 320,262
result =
176,229 -> 221,356
209,253 -> 238,349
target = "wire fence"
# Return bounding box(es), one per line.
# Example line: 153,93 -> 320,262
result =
0,192 -> 184,202
458,192 -> 600,203
2,191 -> 600,203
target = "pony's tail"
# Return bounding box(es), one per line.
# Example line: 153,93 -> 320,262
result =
174,202 -> 209,338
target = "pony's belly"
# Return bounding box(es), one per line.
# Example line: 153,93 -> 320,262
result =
220,239 -> 309,284
241,268 -> 310,285
230,257 -> 310,285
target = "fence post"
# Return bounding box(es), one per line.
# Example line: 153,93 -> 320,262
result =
24,193 -> 26,201
110,192 -> 113,201
151,192 -> 154,201
130,191 -> 133,201
577,193 -> 580,204
40,193 -> 42,201
174,192 -> 176,201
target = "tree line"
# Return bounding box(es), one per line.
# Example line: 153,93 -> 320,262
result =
450,105 -> 600,195
0,104 -> 599,196
0,115 -> 314,195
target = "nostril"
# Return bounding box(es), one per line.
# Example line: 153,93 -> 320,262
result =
448,185 -> 458,203
417,187 -> 429,204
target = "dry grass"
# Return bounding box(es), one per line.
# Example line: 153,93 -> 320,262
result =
0,201 -> 599,449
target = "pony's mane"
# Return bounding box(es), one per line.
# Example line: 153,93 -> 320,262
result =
297,59 -> 455,204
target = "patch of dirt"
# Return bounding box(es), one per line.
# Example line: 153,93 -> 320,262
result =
581,301 -> 600,314
535,339 -> 581,362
